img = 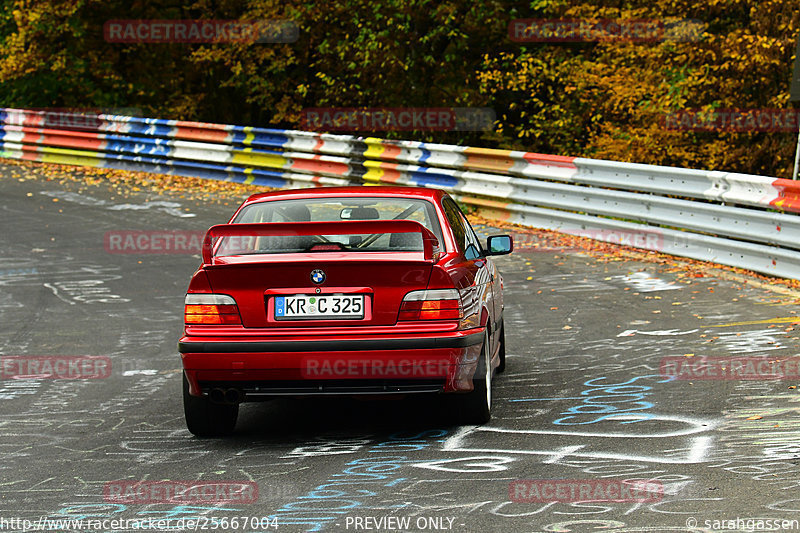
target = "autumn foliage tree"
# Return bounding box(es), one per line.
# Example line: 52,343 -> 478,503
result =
0,0 -> 798,176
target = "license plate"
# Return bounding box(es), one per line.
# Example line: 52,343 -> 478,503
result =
274,294 -> 364,320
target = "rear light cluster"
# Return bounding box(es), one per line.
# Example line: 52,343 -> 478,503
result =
184,294 -> 241,325
399,289 -> 462,321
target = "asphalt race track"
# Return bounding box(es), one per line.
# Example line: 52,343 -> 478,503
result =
1,164 -> 800,533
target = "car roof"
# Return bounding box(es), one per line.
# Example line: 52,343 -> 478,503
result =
241,186 -> 448,207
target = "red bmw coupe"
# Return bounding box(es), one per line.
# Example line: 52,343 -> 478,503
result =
179,186 -> 512,436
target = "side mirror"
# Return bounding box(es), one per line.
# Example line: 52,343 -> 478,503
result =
486,235 -> 513,256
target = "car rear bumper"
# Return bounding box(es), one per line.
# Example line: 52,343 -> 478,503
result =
179,328 -> 485,397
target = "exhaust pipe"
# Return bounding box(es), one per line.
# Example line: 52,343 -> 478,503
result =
209,388 -> 226,403
208,387 -> 243,405
224,388 -> 243,405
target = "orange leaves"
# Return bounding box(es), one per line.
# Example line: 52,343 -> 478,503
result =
476,1 -> 800,177
0,0 -> 798,180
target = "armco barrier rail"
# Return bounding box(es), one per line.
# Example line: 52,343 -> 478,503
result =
1,107 -> 799,280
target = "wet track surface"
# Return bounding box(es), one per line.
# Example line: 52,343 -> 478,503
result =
1,166 -> 800,532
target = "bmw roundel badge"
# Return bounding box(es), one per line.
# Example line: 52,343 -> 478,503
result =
310,269 -> 326,285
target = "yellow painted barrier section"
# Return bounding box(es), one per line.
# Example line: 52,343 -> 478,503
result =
38,146 -> 104,167
362,169 -> 383,182
231,149 -> 286,169
362,160 -> 404,184
363,138 -> 386,160
362,160 -> 384,182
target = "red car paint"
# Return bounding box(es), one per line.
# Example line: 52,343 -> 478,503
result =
178,186 -> 512,435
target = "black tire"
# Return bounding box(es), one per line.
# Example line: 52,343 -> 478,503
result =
461,336 -> 492,424
496,319 -> 506,374
183,373 -> 238,437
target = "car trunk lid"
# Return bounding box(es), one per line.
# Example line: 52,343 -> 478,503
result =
201,221 -> 440,328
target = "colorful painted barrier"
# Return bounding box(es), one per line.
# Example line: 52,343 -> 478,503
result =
1,107 -> 798,280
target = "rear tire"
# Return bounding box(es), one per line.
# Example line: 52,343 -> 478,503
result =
496,319 -> 506,374
461,335 -> 492,424
183,373 -> 238,437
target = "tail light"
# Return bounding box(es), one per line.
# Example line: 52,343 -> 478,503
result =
399,289 -> 462,321
184,294 -> 241,325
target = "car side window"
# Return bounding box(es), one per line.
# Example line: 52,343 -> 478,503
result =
460,212 -> 483,260
442,198 -> 482,259
442,199 -> 467,253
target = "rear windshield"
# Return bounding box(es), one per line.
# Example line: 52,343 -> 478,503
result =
219,197 -> 443,255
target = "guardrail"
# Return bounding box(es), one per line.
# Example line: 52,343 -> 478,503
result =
1,107 -> 799,280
